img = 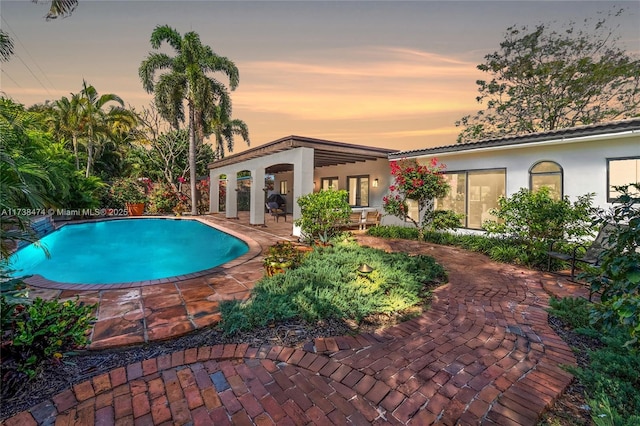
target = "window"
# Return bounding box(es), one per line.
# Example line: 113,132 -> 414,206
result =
607,157 -> 640,201
436,169 -> 506,229
280,180 -> 287,194
530,161 -> 563,200
347,175 -> 369,207
321,177 -> 339,190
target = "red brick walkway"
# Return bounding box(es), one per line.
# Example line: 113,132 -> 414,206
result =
3,236 -> 581,425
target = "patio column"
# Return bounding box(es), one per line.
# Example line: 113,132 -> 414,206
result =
209,172 -> 220,213
249,168 -> 265,226
225,171 -> 238,219
292,147 -> 315,237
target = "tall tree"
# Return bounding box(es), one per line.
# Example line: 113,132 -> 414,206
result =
77,80 -> 133,177
456,9 -> 640,143
46,94 -> 83,170
139,24 -> 240,215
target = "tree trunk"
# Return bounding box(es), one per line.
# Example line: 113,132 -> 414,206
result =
188,106 -> 198,216
72,133 -> 79,170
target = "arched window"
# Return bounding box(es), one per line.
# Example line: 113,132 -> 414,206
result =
530,161 -> 563,200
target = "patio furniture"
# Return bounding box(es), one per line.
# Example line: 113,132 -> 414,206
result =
363,211 -> 381,229
547,223 -> 618,281
345,211 -> 364,230
266,202 -> 287,222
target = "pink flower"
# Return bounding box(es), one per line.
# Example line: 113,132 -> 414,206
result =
178,176 -> 186,184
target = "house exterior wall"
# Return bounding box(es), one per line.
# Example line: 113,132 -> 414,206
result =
400,131 -> 639,230
312,158 -> 393,225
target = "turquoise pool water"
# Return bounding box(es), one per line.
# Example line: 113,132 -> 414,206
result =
8,219 -> 248,284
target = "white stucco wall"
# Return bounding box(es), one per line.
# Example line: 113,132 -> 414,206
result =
407,132 -> 639,211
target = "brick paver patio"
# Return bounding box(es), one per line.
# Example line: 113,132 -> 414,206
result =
2,214 -> 585,425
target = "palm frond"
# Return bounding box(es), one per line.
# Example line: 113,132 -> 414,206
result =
0,29 -> 15,62
150,24 -> 182,51
33,0 -> 78,21
139,53 -> 174,93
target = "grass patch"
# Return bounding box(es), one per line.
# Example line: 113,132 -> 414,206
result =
219,239 -> 446,335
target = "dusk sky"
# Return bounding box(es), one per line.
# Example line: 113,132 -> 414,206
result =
2,1 -> 639,152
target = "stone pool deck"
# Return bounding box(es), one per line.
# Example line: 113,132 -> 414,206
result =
3,213 -> 592,425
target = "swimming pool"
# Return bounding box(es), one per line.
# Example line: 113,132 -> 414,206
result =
8,218 -> 249,285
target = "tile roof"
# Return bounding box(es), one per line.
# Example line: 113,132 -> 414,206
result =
390,118 -> 640,159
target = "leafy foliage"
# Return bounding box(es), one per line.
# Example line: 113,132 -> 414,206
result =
549,297 -> 640,423
295,189 -> 351,243
108,177 -> 147,207
456,9 -> 640,142
0,297 -> 95,380
483,187 -> 595,267
139,24 -> 241,215
581,184 -> 640,347
383,158 -> 460,239
219,240 -> 446,334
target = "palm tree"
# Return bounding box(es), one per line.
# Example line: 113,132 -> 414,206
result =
47,93 -> 83,170
77,80 -> 130,178
209,102 -> 250,160
139,24 -> 240,215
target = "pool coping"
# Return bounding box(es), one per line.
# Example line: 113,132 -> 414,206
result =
22,216 -> 262,290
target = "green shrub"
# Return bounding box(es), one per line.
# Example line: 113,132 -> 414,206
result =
367,225 -> 419,240
147,182 -> 179,214
219,240 -> 446,334
1,297 -> 96,379
548,297 -> 592,330
489,245 -> 524,264
549,296 -> 640,423
569,330 -> 640,421
484,187 -> 595,268
581,184 -> 640,347
295,190 -> 351,243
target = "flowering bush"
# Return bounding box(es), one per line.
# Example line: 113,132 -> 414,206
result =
383,158 -> 460,238
147,182 -> 180,214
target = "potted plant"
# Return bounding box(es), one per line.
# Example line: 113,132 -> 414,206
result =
109,178 -> 147,216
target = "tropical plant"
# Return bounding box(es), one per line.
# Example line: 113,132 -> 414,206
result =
76,80 -> 135,178
139,24 -> 240,215
0,29 -> 14,62
208,103 -> 250,159
295,189 -> 351,244
0,297 -> 95,380
582,184 -> 640,347
383,158 -> 460,239
456,9 -> 640,142
108,177 -> 147,208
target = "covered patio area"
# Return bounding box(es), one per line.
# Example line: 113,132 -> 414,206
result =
208,135 -> 395,237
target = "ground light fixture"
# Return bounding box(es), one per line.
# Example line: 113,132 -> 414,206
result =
357,263 -> 374,274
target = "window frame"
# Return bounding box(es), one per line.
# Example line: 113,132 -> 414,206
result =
437,168 -> 506,230
607,156 -> 640,202
321,177 -> 339,191
529,160 -> 563,199
347,175 -> 370,207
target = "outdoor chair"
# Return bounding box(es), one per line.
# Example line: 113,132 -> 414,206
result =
346,212 -> 364,230
363,211 -> 381,229
547,223 -> 618,281
266,202 -> 287,222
